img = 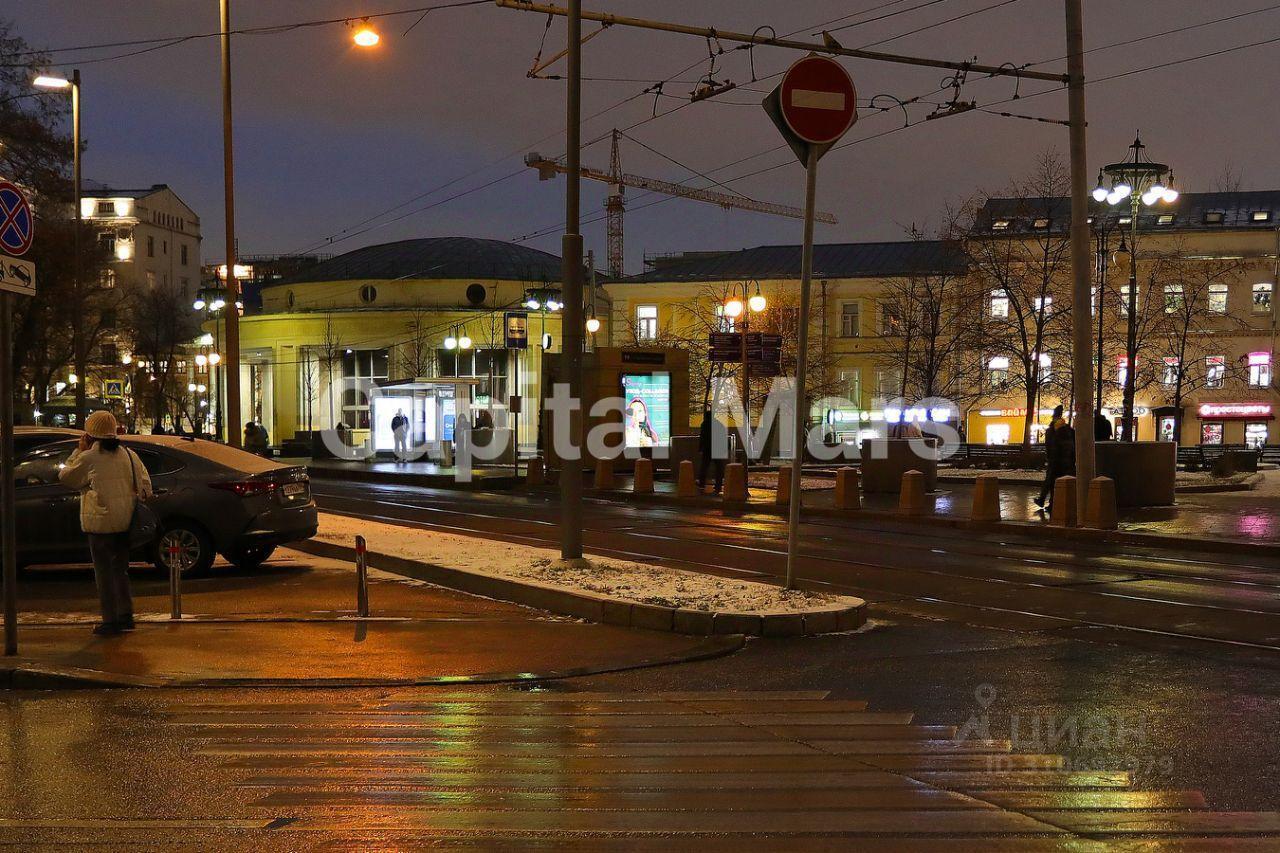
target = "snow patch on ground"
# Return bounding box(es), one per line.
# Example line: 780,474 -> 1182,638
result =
317,513 -> 856,615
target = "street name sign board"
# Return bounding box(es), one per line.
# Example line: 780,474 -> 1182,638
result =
504,311 -> 528,349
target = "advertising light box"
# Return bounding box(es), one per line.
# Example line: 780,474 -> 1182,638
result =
621,372 -> 671,448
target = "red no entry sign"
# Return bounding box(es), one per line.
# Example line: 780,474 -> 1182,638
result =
779,55 -> 858,145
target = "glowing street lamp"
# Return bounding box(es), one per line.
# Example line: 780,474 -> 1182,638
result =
352,20 -> 380,47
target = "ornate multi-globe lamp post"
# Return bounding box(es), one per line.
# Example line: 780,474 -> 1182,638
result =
1095,136 -> 1178,441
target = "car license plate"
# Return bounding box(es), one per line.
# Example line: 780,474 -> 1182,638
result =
282,483 -> 306,498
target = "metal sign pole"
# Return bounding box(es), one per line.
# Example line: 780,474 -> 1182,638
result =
784,149 -> 819,590
2,293 -> 17,654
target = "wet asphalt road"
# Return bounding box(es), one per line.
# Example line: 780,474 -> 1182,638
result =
2,480 -> 1276,848
299,481 -> 1280,809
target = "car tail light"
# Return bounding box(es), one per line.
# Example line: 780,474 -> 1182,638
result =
209,480 -> 277,498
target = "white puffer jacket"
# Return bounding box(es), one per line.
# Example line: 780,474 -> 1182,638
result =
58,444 -> 153,534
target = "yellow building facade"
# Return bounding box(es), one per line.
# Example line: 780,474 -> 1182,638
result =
219,237 -> 599,450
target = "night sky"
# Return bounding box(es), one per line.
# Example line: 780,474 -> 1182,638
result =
11,1 -> 1280,273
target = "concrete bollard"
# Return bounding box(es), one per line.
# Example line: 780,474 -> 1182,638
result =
834,467 -> 860,510
1085,476 -> 1118,530
676,459 -> 698,498
723,462 -> 747,503
1050,476 -> 1078,527
775,464 -> 792,506
526,457 -> 545,487
971,473 -> 1001,523
593,457 -> 615,490
899,469 -> 928,515
633,458 -> 654,494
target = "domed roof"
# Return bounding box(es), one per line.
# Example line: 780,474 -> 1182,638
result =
280,237 -> 565,284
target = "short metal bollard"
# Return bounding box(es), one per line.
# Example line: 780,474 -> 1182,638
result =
169,555 -> 182,621
355,535 -> 369,617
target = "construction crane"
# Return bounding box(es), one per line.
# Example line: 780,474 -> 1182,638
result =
525,129 -> 838,277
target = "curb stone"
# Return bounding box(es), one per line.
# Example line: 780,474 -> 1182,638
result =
291,537 -> 865,639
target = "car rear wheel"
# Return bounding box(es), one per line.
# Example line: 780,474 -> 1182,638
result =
226,544 -> 276,571
153,522 -> 215,578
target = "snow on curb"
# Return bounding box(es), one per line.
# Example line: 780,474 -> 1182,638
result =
308,513 -> 865,637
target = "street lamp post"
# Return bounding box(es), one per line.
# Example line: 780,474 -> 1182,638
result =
1097,135 -> 1178,441
33,70 -> 83,423
722,281 -> 766,468
219,0 -> 243,447
1088,187 -> 1123,415
194,285 -> 236,440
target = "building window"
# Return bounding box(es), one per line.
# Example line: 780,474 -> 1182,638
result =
839,369 -> 861,403
1034,295 -> 1053,315
1248,352 -> 1272,388
100,342 -> 117,364
1032,218 -> 1050,229
1156,214 -> 1175,225
145,271 -> 156,288
1116,355 -> 1130,388
635,304 -> 658,340
1201,422 -> 1224,446
1163,283 -> 1184,313
989,290 -> 1009,318
1161,357 -> 1179,387
1252,211 -> 1272,223
438,348 -> 509,406
1245,423 -> 1269,449
1204,211 -> 1224,225
359,284 -> 378,304
1206,355 -> 1225,388
179,277 -> 189,298
1208,283 -> 1228,314
875,369 -> 901,398
991,219 -> 1010,231
880,304 -> 903,336
99,269 -> 116,289
988,356 -> 1009,388
180,244 -> 188,265
339,348 -> 390,429
840,302 -> 860,337
1253,283 -> 1273,313
146,235 -> 155,257
1119,284 -> 1137,316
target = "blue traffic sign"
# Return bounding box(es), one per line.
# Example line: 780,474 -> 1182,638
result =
0,182 -> 34,256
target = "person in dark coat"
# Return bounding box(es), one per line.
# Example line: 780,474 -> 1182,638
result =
698,408 -> 728,494
1094,412 -> 1113,441
1034,404 -> 1066,510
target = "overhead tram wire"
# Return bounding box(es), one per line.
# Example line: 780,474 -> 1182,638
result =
856,0 -> 1025,49
287,2 -> 970,252
0,1 -> 492,63
515,24 -> 1280,247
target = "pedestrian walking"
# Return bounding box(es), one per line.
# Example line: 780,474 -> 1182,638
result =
1033,404 -> 1066,511
1094,412 -> 1113,441
58,410 -> 153,636
391,408 -> 409,461
698,407 -> 728,494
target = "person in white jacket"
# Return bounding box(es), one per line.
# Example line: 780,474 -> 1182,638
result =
58,411 -> 153,636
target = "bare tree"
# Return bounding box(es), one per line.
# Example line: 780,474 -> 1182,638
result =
966,153 -> 1075,446
398,306 -> 437,378
1150,248 -> 1249,441
127,279 -> 199,430
317,314 -> 344,428
876,224 -> 985,416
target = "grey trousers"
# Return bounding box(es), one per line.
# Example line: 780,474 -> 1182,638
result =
87,531 -> 134,625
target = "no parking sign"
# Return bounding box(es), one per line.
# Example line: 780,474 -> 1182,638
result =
0,180 -> 37,297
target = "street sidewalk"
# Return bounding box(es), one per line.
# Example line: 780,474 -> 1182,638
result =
2,550 -> 738,688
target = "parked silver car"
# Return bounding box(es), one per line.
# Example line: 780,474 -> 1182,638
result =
13,435 -> 318,575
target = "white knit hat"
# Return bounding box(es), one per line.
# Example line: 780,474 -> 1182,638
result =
84,410 -> 119,439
